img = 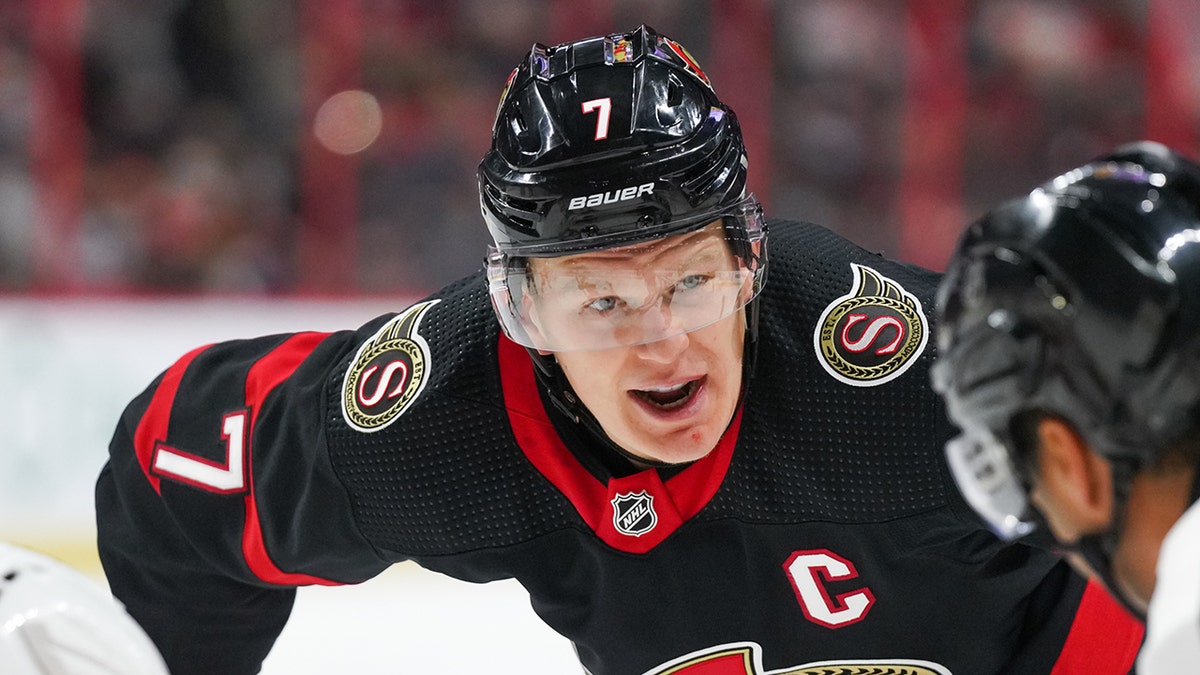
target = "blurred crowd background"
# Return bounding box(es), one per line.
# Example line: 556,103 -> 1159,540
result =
0,0 -> 1197,296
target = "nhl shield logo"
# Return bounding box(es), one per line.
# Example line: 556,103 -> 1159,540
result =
611,490 -> 658,537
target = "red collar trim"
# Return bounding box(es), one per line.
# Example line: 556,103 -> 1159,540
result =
497,336 -> 739,553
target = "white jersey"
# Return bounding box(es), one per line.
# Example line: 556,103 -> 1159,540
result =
1139,499 -> 1200,673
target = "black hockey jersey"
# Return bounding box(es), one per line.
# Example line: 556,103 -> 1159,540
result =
96,220 -> 1143,675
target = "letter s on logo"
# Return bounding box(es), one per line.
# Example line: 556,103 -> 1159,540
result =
840,314 -> 905,355
357,360 -> 409,407
783,549 -> 875,628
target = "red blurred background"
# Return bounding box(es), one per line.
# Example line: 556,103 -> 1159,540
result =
2,0 -> 1197,296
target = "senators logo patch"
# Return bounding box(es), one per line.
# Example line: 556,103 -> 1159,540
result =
814,264 -> 928,387
645,643 -> 951,675
341,300 -> 439,433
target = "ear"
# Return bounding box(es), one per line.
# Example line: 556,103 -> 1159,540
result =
1034,417 -> 1114,533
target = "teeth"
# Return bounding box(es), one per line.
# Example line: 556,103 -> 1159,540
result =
634,380 -> 697,410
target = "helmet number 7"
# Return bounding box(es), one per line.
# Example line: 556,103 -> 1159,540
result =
582,97 -> 612,140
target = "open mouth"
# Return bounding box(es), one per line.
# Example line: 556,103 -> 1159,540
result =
632,378 -> 703,411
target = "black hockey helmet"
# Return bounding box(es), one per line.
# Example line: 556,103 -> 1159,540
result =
480,24 -> 752,254
479,25 -> 766,353
931,140 -> 1200,540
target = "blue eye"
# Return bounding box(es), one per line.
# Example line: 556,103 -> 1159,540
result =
677,274 -> 710,291
586,296 -> 619,313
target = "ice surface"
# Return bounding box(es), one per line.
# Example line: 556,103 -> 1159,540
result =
262,562 -> 581,674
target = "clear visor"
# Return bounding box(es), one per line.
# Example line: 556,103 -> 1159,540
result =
944,430 -> 1037,541
487,197 -> 766,352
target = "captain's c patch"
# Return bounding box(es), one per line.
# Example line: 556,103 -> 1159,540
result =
341,300 -> 439,432
814,264 -> 927,387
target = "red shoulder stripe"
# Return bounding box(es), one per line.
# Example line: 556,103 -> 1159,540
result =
1049,578 -> 1144,674
239,331 -> 343,586
133,344 -> 213,495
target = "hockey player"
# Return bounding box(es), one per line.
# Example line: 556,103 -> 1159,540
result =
96,25 -> 1143,674
932,141 -> 1200,673
0,542 -> 168,674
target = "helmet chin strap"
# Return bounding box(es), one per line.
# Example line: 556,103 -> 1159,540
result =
1063,534 -> 1144,622
527,300 -> 760,472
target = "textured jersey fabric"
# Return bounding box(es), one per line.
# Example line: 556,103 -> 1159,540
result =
96,219 -> 1143,675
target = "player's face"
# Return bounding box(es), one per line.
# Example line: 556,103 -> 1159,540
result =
553,310 -> 745,465
1031,472 -> 1156,615
1025,420 -> 1163,615
1027,472 -> 1120,595
533,227 -> 747,465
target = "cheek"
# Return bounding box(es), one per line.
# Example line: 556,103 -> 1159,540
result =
695,314 -> 746,371
532,304 -> 573,339
557,353 -> 621,407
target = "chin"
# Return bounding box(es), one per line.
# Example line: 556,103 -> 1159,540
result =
633,430 -> 721,466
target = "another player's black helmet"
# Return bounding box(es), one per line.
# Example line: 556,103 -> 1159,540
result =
479,25 -> 766,353
931,141 -> 1200,540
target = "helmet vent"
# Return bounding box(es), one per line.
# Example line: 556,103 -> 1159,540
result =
501,190 -> 539,216
667,73 -> 683,106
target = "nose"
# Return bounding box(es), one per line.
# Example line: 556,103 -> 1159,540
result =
633,327 -> 690,363
625,294 -> 691,359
